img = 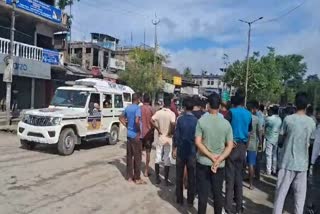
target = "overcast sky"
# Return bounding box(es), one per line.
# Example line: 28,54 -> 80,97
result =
71,0 -> 319,76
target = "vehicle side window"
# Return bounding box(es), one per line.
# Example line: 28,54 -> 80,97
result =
89,93 -> 101,114
114,94 -> 123,108
103,94 -> 112,108
123,93 -> 131,102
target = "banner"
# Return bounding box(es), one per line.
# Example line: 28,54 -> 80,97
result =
6,0 -> 62,23
0,53 -> 51,79
109,58 -> 125,71
42,49 -> 59,65
163,82 -> 175,94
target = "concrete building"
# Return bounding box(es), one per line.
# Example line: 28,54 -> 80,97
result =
0,0 -> 69,109
68,33 -> 126,76
192,74 -> 235,96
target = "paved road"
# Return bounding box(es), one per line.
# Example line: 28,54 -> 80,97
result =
0,133 -> 318,214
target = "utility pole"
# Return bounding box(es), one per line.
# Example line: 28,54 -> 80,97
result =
239,17 -> 263,106
152,14 -> 160,105
69,3 -> 72,63
143,28 -> 146,49
314,85 -> 318,116
152,14 -> 160,71
3,0 -> 16,125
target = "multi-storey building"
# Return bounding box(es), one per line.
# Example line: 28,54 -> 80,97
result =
192,74 -> 235,97
68,33 -> 126,78
0,0 -> 68,109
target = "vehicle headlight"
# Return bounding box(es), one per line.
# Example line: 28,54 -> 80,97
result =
49,117 -> 62,126
22,114 -> 30,123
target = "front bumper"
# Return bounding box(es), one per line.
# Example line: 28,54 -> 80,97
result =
17,122 -> 62,144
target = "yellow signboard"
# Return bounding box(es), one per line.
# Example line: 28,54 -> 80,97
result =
173,76 -> 182,86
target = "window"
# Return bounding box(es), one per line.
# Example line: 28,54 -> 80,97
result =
207,80 -> 210,85
199,81 -> 202,86
103,94 -> 112,108
114,94 -> 123,108
211,81 -> 214,85
123,93 -> 132,102
50,89 -> 89,108
88,93 -> 101,114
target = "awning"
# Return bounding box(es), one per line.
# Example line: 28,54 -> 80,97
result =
65,64 -> 92,77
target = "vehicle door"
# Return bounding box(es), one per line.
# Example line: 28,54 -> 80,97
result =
87,92 -> 103,135
101,93 -> 114,133
114,93 -> 124,118
123,92 -> 132,108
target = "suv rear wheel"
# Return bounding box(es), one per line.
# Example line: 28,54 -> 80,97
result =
108,125 -> 119,145
58,128 -> 76,155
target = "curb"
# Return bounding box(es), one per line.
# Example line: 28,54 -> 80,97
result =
0,126 -> 17,134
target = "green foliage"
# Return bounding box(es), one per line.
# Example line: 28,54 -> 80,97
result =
183,67 -> 192,81
119,48 -> 166,96
57,0 -> 80,10
224,47 -> 307,103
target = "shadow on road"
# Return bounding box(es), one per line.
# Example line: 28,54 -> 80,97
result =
20,139 -> 112,155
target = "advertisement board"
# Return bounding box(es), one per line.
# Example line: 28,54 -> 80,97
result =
109,58 -> 125,71
6,0 -> 62,23
42,49 -> 60,65
173,76 -> 182,86
0,53 -> 51,79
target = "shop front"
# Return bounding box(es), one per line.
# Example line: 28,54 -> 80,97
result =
0,53 -> 51,110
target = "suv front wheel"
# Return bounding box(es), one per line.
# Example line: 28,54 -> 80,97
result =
58,128 -> 76,155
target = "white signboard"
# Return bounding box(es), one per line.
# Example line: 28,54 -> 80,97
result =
181,87 -> 199,95
163,82 -> 175,93
108,58 -> 126,71
0,53 -> 51,79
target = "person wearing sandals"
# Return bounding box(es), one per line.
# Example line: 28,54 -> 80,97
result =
119,93 -> 146,185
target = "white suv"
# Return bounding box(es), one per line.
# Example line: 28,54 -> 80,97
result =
17,78 -> 134,155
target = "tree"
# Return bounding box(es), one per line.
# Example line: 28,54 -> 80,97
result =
183,67 -> 192,81
223,47 -> 307,103
57,0 -> 80,10
119,48 -> 167,102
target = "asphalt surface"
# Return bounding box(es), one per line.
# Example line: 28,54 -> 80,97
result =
0,132 -> 319,214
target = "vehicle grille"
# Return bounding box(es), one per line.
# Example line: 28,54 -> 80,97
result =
26,116 -> 51,126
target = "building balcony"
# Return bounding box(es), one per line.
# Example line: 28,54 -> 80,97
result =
0,37 -> 61,65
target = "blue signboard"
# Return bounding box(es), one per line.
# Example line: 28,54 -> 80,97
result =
42,49 -> 60,65
6,0 -> 62,23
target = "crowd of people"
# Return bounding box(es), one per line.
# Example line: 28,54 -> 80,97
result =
119,91 -> 319,214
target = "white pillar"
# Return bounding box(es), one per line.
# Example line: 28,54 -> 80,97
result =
98,49 -> 104,69
90,48 -> 94,68
82,45 -> 86,68
31,78 -> 35,109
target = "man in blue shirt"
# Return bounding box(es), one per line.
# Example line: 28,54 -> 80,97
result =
225,93 -> 252,214
120,93 -> 146,185
172,96 -> 197,206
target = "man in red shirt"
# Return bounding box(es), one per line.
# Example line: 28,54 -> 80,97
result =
140,94 -> 154,177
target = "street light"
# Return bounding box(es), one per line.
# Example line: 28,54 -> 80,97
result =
239,17 -> 263,106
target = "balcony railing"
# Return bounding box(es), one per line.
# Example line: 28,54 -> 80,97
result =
0,37 -> 43,61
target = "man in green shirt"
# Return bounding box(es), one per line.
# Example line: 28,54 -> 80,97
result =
273,92 -> 316,214
265,105 -> 282,175
195,92 -> 234,214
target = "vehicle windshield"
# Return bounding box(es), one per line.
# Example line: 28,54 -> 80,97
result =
50,89 -> 89,108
